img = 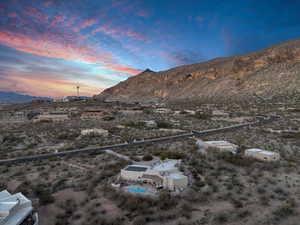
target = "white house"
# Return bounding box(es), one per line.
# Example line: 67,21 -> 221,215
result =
154,108 -> 172,114
144,120 -> 157,128
0,190 -> 38,225
120,160 -> 188,191
196,140 -> 238,153
212,110 -> 229,117
33,112 -> 69,122
245,148 -> 280,161
81,128 -> 109,137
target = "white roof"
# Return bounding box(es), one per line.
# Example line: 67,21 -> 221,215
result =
205,140 -> 235,145
204,141 -> 238,148
167,173 -> 187,179
151,160 -> 179,172
0,190 -> 33,225
246,148 -> 277,156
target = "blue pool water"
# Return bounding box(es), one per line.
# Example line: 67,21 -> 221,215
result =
127,188 -> 147,193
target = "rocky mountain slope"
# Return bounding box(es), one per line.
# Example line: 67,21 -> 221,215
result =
97,38 -> 300,102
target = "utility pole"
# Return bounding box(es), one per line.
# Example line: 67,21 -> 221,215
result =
77,86 -> 80,97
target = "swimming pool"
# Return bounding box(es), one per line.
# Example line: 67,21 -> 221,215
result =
127,188 -> 147,193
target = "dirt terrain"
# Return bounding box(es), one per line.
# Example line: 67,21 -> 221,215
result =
0,98 -> 300,225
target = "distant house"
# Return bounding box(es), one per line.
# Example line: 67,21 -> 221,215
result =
31,99 -> 50,104
0,111 -> 27,122
154,108 -> 172,114
196,140 -> 238,154
33,112 -> 69,122
0,190 -> 38,225
120,110 -> 143,115
80,110 -> 106,120
182,109 -> 196,115
81,128 -> 109,137
212,110 -> 229,117
144,120 -> 157,128
53,96 -> 88,102
245,148 -> 280,161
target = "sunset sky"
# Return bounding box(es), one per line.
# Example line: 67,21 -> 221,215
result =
1,0 -> 300,97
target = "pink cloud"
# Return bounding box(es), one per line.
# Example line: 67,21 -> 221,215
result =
0,30 -> 141,75
50,15 -> 65,26
92,25 -> 146,41
65,17 -> 77,26
136,10 -> 149,18
0,31 -> 111,64
0,73 -> 102,98
103,64 -> 142,75
43,1 -> 54,7
24,7 -> 48,23
111,0 -> 124,8
8,12 -> 18,18
125,30 -> 146,41
92,25 -> 119,37
73,18 -> 98,32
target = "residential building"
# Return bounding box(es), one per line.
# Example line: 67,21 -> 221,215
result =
212,110 -> 229,117
33,112 -> 69,122
0,111 -> 27,122
0,190 -> 38,225
80,110 -> 105,120
196,140 -> 238,153
81,128 -> 109,137
154,108 -> 172,114
120,110 -> 143,115
144,120 -> 157,128
31,100 -> 50,104
120,160 -> 188,191
245,148 -> 280,161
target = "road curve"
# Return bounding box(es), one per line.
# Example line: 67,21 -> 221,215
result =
0,115 -> 280,165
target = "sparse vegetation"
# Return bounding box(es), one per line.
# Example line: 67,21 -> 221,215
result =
0,98 -> 300,225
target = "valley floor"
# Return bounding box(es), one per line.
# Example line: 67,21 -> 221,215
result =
1,99 -> 300,225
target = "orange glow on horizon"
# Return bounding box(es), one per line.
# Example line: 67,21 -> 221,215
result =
2,75 -> 103,98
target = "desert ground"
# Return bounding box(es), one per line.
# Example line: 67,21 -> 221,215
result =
1,98 -> 300,225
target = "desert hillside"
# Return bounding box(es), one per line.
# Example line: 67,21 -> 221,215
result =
97,38 -> 300,102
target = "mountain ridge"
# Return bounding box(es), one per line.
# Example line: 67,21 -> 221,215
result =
97,38 -> 300,102
0,91 -> 52,104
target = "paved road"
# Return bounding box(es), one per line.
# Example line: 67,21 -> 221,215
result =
0,115 -> 280,165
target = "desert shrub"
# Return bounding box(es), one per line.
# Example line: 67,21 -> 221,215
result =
133,216 -> 147,225
213,211 -> 230,224
193,111 -> 212,120
0,182 -> 7,190
259,195 -> 270,206
236,210 -> 251,219
122,120 -> 144,128
33,184 -> 54,205
156,121 -> 172,128
158,191 -> 178,210
273,204 -> 294,220
102,116 -> 115,121
154,151 -> 185,160
217,152 -> 254,167
56,130 -> 79,140
180,202 -> 192,219
142,154 -> 153,161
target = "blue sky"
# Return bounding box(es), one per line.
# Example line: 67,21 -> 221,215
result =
0,0 -> 300,97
